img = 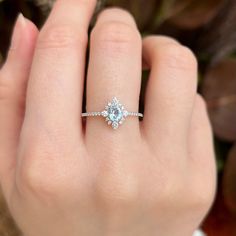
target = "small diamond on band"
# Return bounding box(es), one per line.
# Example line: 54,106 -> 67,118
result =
82,97 -> 143,130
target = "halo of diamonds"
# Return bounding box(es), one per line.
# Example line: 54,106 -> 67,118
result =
101,97 -> 128,129
82,97 -> 143,130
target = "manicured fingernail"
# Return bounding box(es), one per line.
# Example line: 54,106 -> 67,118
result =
11,13 -> 26,50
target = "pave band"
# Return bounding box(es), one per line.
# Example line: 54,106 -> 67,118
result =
82,111 -> 143,117
82,97 -> 143,130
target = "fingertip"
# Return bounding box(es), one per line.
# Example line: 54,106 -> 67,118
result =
2,14 -> 38,75
18,16 -> 39,67
10,13 -> 38,52
16,15 -> 39,57
24,17 -> 39,43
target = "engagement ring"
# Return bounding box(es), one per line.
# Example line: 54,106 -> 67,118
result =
82,97 -> 143,130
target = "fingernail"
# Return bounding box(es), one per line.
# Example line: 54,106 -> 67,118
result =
11,13 -> 26,50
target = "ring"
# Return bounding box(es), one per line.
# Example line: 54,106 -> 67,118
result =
82,97 -> 143,130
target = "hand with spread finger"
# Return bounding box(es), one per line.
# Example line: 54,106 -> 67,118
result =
0,1 -> 216,236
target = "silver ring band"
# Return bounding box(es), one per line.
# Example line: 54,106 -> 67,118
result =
82,111 -> 143,118
82,97 -> 143,130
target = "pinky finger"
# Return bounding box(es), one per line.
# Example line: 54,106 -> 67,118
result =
189,95 -> 217,214
0,14 -> 38,196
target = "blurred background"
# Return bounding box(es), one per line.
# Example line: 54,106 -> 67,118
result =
0,0 -> 236,235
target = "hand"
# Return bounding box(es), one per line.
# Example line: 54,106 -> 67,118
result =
0,1 -> 216,236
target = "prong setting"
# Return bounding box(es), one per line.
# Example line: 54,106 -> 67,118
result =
103,97 -> 127,130
81,97 -> 143,129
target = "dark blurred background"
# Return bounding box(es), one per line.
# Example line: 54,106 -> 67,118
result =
0,0 -> 236,235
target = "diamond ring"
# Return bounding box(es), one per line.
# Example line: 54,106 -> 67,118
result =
82,97 -> 143,130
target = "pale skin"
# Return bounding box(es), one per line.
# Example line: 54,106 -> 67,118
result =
0,0 -> 216,236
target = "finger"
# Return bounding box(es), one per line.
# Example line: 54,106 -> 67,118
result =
85,8 -> 142,143
189,95 -> 216,208
142,36 -> 198,147
23,0 -> 97,140
0,14 -> 38,194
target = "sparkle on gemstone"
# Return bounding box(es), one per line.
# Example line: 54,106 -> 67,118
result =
112,122 -> 119,129
104,97 -> 127,129
123,110 -> 128,117
101,110 -> 108,117
108,106 -> 122,122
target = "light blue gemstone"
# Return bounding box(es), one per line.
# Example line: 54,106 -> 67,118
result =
108,105 -> 123,122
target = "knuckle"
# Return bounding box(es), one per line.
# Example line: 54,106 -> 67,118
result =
57,0 -> 96,5
190,184 -> 215,212
82,0 -> 96,4
180,174 -> 216,214
95,168 -> 138,211
74,0 -> 97,6
19,164 -> 50,198
19,164 -> 47,196
37,24 -> 87,50
92,21 -> 141,52
17,146 -> 61,198
144,35 -> 179,46
159,44 -> 198,70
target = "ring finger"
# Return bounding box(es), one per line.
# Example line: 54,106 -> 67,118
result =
85,9 -> 142,145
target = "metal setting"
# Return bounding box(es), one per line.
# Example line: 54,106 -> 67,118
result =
82,97 -> 143,129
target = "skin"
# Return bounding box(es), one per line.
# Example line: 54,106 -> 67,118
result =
0,1 -> 216,236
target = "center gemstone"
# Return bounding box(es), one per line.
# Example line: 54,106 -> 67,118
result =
108,105 -> 123,122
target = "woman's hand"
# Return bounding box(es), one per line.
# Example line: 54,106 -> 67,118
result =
0,1 -> 216,236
